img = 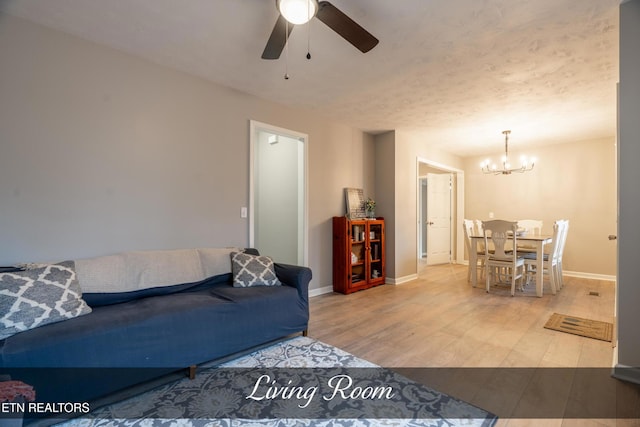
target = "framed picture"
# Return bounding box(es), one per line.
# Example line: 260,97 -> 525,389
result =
344,188 -> 365,219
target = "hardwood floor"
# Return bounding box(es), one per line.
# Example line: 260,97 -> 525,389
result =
308,263 -> 639,426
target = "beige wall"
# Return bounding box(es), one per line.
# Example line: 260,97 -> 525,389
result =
375,129 -> 465,281
464,138 -> 617,276
0,14 -> 375,291
374,131 -> 396,277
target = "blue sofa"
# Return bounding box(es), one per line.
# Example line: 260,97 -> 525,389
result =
0,248 -> 311,424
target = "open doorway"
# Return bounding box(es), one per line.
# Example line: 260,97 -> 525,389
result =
249,121 -> 308,266
417,158 -> 465,272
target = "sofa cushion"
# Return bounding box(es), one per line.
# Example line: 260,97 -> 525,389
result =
230,252 -> 282,287
0,261 -> 92,340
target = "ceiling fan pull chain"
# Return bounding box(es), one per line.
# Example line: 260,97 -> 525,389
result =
284,20 -> 290,80
306,0 -> 311,60
306,25 -> 311,59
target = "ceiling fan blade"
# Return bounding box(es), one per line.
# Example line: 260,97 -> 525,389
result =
262,14 -> 294,59
316,1 -> 378,53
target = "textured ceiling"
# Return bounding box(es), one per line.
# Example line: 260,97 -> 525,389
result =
0,0 -> 621,157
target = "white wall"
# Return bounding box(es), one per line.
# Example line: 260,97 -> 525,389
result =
617,0 -> 640,372
0,14 -> 375,291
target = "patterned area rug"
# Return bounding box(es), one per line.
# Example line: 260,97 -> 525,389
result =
57,337 -> 497,427
544,313 -> 613,342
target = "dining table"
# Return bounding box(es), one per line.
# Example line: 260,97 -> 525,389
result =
469,233 -> 554,297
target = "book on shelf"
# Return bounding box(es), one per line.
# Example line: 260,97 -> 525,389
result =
351,225 -> 365,241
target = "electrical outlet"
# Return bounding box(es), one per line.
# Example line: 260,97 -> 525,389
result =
241,207 -> 247,218
489,212 -> 494,219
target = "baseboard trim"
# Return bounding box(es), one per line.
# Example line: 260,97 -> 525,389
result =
310,276 -> 420,296
612,364 -> 640,385
309,285 -> 333,297
563,270 -> 616,282
386,274 -> 419,285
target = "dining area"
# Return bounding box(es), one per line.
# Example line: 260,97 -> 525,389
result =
463,219 -> 570,297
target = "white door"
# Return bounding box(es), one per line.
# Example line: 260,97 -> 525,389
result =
426,173 -> 452,265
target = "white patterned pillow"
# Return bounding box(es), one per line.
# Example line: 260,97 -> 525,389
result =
0,261 -> 92,340
230,252 -> 282,287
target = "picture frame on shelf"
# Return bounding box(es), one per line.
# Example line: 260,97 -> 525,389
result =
344,188 -> 365,219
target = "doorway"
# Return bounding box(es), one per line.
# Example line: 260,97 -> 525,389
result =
423,172 -> 452,265
417,158 -> 465,271
249,121 -> 308,266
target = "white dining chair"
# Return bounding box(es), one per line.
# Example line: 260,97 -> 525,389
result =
521,219 -> 566,294
475,219 -> 489,253
463,219 -> 484,282
517,219 -> 543,253
482,220 -> 525,296
474,219 -> 483,234
555,219 -> 569,290
518,219 -> 543,235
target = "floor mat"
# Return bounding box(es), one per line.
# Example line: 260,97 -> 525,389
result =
544,313 -> 613,342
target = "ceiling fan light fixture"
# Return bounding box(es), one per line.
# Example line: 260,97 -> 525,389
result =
277,0 -> 317,25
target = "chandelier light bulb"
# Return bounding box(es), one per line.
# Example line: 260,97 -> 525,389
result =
278,0 -> 317,25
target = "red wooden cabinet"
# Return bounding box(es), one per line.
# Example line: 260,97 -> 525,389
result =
332,216 -> 385,294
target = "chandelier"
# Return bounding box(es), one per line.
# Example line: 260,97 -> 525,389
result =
480,130 -> 535,175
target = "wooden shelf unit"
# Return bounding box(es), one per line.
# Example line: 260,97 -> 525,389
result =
332,216 -> 385,294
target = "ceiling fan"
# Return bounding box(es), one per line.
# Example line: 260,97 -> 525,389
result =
262,0 -> 379,60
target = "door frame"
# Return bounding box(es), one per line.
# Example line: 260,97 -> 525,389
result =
249,120 -> 309,266
416,157 -> 465,271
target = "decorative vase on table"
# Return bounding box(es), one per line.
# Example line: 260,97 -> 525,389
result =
365,198 -> 376,219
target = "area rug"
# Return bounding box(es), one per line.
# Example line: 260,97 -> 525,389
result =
57,337 -> 497,427
544,313 -> 613,342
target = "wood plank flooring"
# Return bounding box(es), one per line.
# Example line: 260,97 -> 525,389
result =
307,263 -> 639,426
